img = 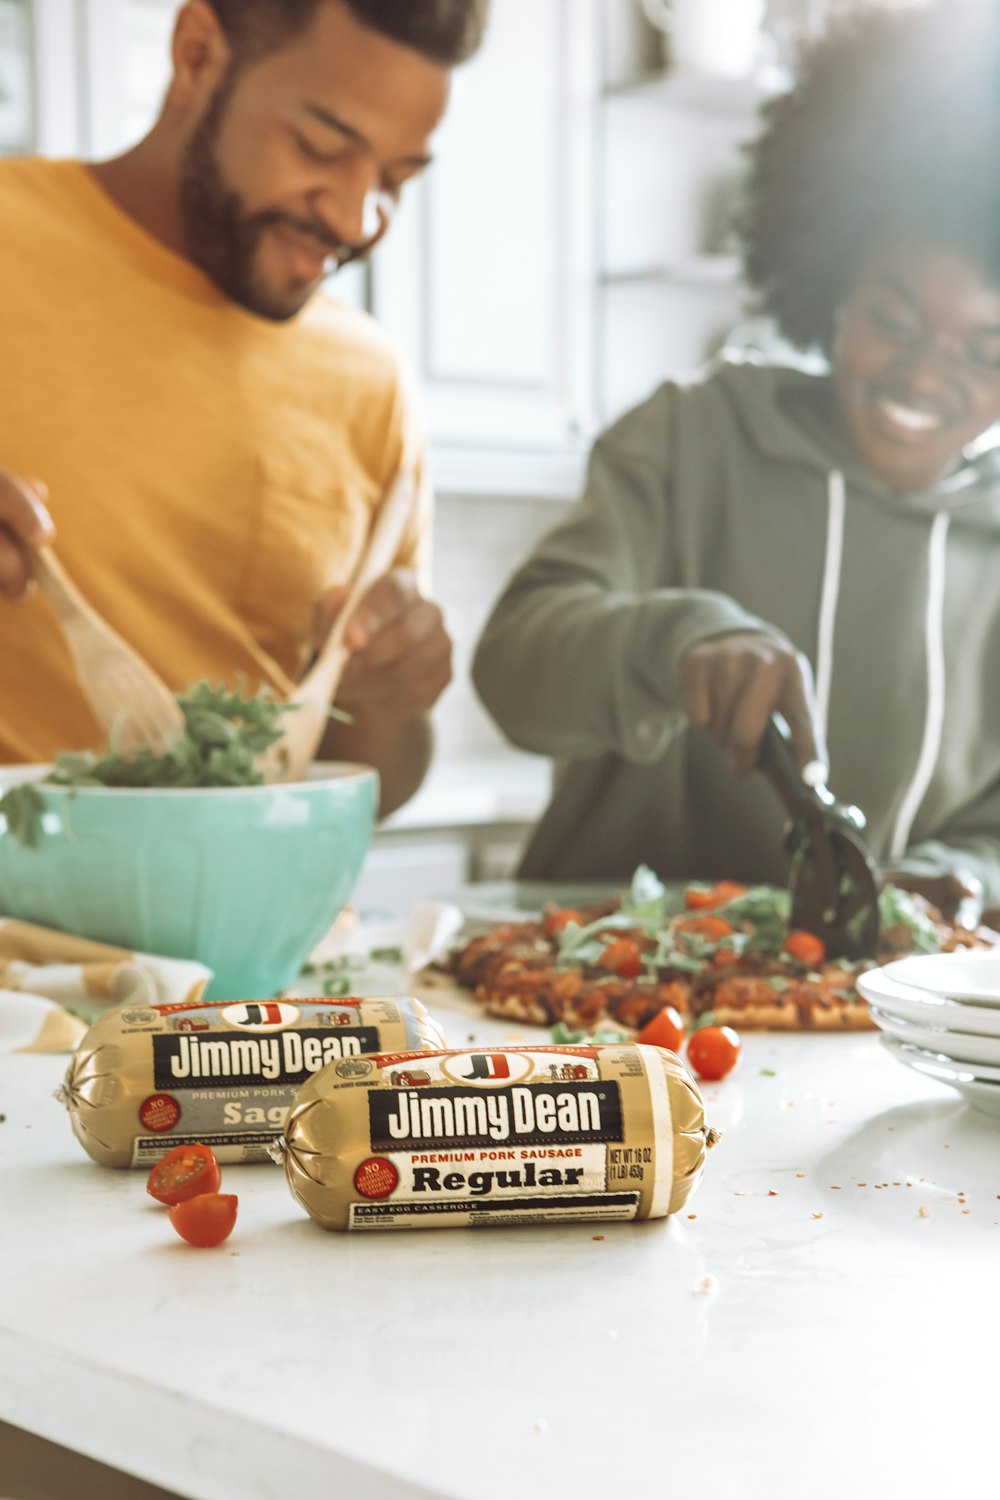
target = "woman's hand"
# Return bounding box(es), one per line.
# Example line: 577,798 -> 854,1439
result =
0,471 -> 54,601
884,869 -> 983,928
679,631 -> 827,778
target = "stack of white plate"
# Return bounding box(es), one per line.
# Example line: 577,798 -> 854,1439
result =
858,954 -> 1000,1119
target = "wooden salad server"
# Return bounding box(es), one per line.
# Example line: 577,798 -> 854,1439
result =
259,470 -> 418,784
31,547 -> 185,755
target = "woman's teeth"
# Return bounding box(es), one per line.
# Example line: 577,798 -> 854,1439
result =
875,397 -> 943,434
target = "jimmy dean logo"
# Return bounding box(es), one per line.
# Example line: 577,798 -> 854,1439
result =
369,1082 -> 623,1150
152,1028 -> 378,1089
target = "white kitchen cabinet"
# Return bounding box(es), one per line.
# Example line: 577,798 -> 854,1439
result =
372,0 -> 600,472
0,0 -> 32,153
598,59 -> 773,417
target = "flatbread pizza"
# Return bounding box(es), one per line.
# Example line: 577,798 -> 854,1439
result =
441,868 -> 998,1034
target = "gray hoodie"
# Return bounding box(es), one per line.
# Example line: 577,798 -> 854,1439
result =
473,359 -> 1000,899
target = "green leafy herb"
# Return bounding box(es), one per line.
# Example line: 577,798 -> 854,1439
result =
0,681 -> 306,849
878,885 -> 942,954
620,864 -> 687,933
0,782 -> 46,849
368,946 -> 404,965
721,885 -> 791,953
550,1021 -> 631,1046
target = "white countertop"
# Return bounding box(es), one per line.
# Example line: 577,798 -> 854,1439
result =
3,1012 -> 1000,1500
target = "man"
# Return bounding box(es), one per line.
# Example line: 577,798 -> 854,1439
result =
0,0 -> 490,814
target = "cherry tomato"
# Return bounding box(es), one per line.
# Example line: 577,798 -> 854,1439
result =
783,930 -> 826,968
146,1143 -> 222,1207
543,907 -> 582,938
168,1192 -> 239,1248
675,915 -> 734,942
599,936 -> 643,979
686,1026 -> 741,1081
636,1005 -> 685,1052
684,882 -> 748,910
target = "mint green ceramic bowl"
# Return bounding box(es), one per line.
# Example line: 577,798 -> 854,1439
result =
0,763 -> 378,1000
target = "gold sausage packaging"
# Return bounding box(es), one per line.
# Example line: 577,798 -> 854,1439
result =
280,1043 -> 718,1231
59,996 -> 444,1169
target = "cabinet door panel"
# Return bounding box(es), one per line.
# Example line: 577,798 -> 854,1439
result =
0,0 -> 33,154
372,0 -> 597,451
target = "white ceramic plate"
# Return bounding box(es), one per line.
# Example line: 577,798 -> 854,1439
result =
879,1034 -> 1000,1121
857,967 -> 1000,1038
881,953 -> 1000,1006
881,1032 -> 1000,1084
868,1004 -> 1000,1066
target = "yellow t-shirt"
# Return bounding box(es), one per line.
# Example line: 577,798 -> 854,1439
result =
0,157 -> 430,763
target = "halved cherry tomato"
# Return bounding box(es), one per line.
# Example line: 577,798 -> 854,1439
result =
543,907 -> 583,938
675,916 -> 734,942
782,931 -> 826,968
636,1005 -> 685,1052
168,1192 -> 239,1248
686,1025 -> 741,1081
684,882 -> 748,911
599,937 -> 643,979
711,947 -> 739,969
147,1143 -> 222,1207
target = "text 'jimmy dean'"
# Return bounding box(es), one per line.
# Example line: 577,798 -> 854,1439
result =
153,1029 -> 379,1088
369,1082 -> 625,1150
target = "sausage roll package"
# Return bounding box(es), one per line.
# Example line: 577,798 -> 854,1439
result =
59,996 -> 445,1169
280,1043 -> 719,1232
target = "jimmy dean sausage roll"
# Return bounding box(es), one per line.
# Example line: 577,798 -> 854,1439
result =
280,1043 -> 719,1231
59,996 -> 444,1169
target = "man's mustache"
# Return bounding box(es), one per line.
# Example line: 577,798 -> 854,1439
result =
254,212 -> 375,267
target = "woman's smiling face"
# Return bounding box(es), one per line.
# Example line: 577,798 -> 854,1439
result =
832,229 -> 1000,492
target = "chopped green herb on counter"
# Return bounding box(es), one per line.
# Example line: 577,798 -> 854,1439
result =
550,1021 -> 631,1046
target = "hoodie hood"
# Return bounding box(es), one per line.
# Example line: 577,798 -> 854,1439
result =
713,355 -> 1000,528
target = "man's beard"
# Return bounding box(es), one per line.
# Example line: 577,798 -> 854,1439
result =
178,79 -> 361,322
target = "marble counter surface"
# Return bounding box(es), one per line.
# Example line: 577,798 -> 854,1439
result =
2,1010 -> 999,1500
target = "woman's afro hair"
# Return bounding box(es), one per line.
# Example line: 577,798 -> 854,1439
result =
742,0 -> 1000,350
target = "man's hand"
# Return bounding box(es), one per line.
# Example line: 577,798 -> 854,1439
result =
316,568 -> 452,717
0,471 -> 54,601
679,631 -> 827,778
313,569 -> 451,817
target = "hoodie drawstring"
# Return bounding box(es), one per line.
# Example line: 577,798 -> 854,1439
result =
890,510 -> 951,859
817,475 -> 949,861
814,471 -> 846,744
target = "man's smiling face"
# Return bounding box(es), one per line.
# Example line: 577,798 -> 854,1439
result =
178,1 -> 450,320
832,229 -> 1000,492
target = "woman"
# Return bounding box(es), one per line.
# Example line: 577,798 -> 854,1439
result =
473,0 -> 1000,921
